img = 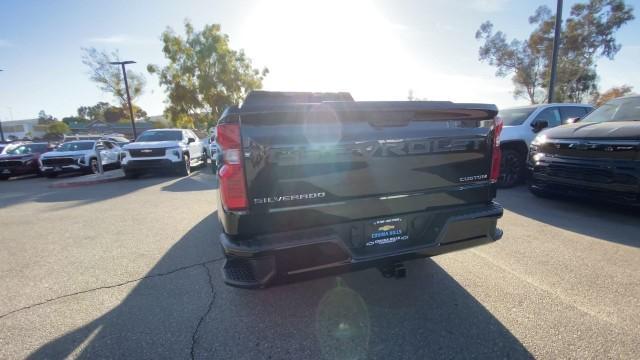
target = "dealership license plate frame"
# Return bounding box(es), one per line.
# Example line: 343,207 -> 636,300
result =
364,216 -> 409,247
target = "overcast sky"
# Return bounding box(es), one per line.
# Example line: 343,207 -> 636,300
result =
1,0 -> 638,120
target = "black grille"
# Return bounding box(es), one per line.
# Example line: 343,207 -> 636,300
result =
42,157 -> 76,166
129,148 -> 166,158
541,141 -> 638,160
544,165 -> 613,184
127,159 -> 170,168
0,160 -> 22,168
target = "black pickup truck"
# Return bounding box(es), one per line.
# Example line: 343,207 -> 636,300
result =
216,91 -> 504,288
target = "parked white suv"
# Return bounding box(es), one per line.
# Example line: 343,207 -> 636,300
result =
122,129 -> 206,178
497,103 -> 593,187
39,140 -> 124,178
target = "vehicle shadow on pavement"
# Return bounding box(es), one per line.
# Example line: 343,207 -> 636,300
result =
499,186 -> 639,248
202,260 -> 533,360
27,213 -> 532,359
26,213 -> 223,359
0,175 -> 170,209
162,170 -> 219,192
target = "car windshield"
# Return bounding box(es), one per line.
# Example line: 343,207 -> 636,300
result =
56,142 -> 94,151
6,144 -> 48,154
136,131 -> 182,142
581,97 -> 640,123
498,108 -> 536,126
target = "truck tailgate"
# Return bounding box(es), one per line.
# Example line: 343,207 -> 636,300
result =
237,101 -> 498,234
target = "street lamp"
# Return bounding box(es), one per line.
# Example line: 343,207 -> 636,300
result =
548,0 -> 563,103
109,60 -> 138,139
0,69 -> 5,143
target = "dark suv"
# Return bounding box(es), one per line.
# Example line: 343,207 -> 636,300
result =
528,95 -> 640,205
0,143 -> 52,180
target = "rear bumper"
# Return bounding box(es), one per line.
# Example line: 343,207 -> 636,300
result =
219,202 -> 503,288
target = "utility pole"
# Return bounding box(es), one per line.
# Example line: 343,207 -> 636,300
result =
548,0 -> 563,103
0,70 -> 5,142
109,61 -> 137,139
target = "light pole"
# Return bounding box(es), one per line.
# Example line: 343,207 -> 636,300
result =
109,60 -> 138,139
548,0 -> 563,103
0,69 -> 5,143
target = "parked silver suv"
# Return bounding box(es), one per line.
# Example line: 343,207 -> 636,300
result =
498,103 -> 593,187
122,129 -> 206,178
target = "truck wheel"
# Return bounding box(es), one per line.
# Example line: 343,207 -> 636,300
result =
498,149 -> 524,188
89,158 -> 99,174
0,175 -> 9,181
178,155 -> 191,176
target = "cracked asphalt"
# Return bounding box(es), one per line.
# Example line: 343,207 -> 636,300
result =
0,171 -> 639,359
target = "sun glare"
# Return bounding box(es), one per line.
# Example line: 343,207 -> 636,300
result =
239,0 -> 420,100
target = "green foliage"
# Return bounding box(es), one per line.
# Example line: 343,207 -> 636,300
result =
77,102 -> 110,121
76,101 -> 147,123
37,110 -> 56,124
173,113 -> 195,129
148,120 -> 168,129
46,121 -> 70,136
82,48 -> 147,118
148,20 -> 268,129
61,116 -> 88,127
591,84 -> 634,106
476,0 -> 634,103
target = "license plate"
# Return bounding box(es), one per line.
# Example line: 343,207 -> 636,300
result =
1,169 -> 9,174
364,217 -> 409,247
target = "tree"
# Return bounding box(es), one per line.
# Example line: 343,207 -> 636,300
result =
61,116 -> 88,127
82,48 -> 147,120
46,121 -> 70,138
476,0 -> 634,104
77,102 -> 110,121
76,101 -> 148,123
148,20 -> 268,129
37,110 -> 56,124
591,84 -> 634,106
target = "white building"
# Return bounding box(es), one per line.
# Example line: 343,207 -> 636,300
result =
0,118 -> 48,140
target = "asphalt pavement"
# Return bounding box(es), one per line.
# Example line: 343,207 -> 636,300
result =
0,171 -> 638,359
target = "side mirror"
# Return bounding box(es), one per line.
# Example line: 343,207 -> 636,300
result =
531,120 -> 549,133
566,117 -> 581,124
187,138 -> 195,144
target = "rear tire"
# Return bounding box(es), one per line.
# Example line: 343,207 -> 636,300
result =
0,175 -> 9,181
498,149 -> 524,188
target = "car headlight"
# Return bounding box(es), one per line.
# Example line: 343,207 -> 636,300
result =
531,134 -> 547,146
166,147 -> 182,157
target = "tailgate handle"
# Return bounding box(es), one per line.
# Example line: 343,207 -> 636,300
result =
368,118 -> 410,128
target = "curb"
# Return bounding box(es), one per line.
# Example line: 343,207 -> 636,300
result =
49,174 -> 125,189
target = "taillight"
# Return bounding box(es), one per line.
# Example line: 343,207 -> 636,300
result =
490,116 -> 503,183
217,123 -> 248,211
